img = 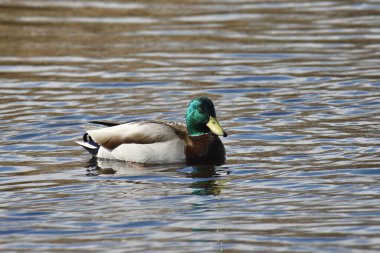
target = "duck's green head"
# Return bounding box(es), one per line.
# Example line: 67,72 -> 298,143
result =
186,97 -> 228,137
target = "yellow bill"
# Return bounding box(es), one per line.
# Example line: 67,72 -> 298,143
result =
207,116 -> 228,137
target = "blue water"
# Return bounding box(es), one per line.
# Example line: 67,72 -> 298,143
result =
1,0 -> 380,252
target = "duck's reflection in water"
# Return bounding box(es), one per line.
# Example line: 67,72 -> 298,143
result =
185,165 -> 229,196
85,157 -> 229,196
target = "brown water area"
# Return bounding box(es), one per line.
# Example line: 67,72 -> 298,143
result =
1,1 -> 380,252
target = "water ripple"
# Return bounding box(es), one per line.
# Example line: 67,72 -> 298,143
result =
0,0 -> 380,252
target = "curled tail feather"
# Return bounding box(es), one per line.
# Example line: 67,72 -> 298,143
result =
75,133 -> 100,156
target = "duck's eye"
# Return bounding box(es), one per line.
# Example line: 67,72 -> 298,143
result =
198,107 -> 204,113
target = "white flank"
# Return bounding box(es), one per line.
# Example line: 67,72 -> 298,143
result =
97,139 -> 186,164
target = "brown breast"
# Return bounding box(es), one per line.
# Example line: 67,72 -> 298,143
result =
185,134 -> 226,165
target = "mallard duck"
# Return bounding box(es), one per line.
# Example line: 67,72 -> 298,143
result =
76,97 -> 228,164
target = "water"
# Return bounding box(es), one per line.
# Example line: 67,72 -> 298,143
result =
1,0 -> 380,252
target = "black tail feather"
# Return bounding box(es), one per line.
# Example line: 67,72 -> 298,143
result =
78,133 -> 100,156
89,120 -> 120,127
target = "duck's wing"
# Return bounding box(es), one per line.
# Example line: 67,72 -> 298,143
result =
160,121 -> 188,136
86,121 -> 184,150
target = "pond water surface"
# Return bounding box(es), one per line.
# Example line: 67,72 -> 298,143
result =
1,0 -> 380,252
